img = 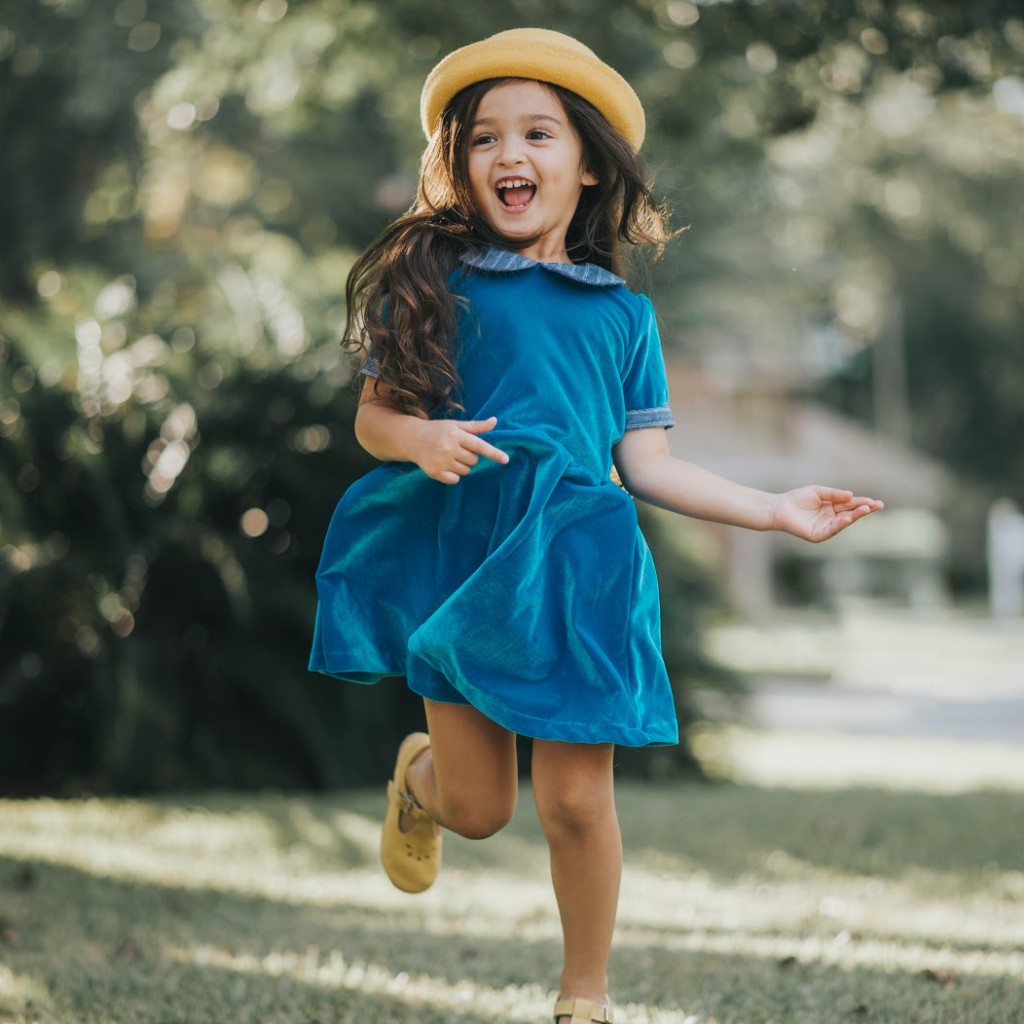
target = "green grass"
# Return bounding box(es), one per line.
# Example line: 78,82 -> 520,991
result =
2,728 -> 1024,1023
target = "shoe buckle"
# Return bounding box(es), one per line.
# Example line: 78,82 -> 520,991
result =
394,786 -> 421,816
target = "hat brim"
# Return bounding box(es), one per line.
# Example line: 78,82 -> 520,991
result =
420,29 -> 645,151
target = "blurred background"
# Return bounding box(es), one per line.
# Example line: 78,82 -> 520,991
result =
2,0 -> 1022,796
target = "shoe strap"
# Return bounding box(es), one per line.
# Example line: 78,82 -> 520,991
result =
553,997 -> 613,1023
388,780 -> 431,820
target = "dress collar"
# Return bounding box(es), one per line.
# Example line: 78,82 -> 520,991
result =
459,247 -> 625,288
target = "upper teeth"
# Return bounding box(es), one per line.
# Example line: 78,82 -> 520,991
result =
497,179 -> 532,189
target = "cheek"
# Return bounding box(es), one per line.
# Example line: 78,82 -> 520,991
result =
466,156 -> 490,196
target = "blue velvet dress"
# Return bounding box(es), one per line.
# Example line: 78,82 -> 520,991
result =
309,247 -> 678,746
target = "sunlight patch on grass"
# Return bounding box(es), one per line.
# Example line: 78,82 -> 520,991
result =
3,768 -> 1024,1023
9,800 -> 1020,961
0,964 -> 52,1016
611,923 -> 1024,979
615,865 -> 1024,951
165,943 -> 700,1024
0,798 -> 382,901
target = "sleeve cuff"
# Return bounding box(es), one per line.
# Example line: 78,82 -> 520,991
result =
625,405 -> 675,430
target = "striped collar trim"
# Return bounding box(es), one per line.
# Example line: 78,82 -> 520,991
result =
460,247 -> 625,288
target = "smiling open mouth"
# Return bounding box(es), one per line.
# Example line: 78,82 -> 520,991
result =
496,178 -> 537,210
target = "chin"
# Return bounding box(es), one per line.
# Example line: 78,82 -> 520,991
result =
486,221 -> 532,242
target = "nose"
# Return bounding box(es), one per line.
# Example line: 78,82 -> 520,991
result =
496,137 -> 526,166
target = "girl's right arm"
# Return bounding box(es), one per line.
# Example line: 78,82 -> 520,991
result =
354,377 -> 510,485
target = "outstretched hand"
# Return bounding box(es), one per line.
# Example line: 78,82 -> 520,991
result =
770,486 -> 884,543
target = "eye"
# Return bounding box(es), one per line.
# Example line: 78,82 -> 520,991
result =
470,133 -> 495,146
527,129 -> 552,140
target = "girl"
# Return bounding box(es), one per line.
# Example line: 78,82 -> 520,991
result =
310,28 -> 883,1024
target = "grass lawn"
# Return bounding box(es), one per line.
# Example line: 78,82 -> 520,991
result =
1,727 -> 1023,1023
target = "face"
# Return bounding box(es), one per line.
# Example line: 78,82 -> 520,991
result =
466,80 -> 598,263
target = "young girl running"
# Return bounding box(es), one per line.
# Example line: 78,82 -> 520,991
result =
310,28 -> 883,1024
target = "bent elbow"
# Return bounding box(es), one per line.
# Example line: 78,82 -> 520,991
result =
615,466 -> 652,504
353,405 -> 385,460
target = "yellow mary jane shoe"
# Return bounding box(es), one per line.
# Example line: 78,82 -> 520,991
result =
380,731 -> 441,893
553,996 -> 614,1023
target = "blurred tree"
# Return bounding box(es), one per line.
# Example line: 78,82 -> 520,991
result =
636,0 -> 1024,509
0,0 -> 727,792
1,0 -> 1021,793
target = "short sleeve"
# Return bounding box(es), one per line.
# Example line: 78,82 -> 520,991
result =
622,294 -> 674,431
360,297 -> 391,378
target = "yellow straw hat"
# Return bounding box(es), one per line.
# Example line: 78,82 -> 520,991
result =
420,28 -> 646,151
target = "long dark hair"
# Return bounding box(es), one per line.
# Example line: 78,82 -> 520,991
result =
344,77 -> 671,416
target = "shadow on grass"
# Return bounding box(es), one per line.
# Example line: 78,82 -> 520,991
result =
614,781 -> 1024,881
1,854 -> 1021,1024
60,777 -> 1024,886
246,780 -> 1024,884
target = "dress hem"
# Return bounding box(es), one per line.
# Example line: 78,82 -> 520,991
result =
310,658 -> 678,748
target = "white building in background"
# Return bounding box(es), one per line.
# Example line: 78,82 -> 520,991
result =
663,364 -> 954,614
988,499 -> 1024,618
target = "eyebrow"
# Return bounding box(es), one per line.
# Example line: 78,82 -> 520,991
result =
471,113 -> 565,128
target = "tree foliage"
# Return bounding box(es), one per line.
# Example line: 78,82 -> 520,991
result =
1,0 -> 1021,792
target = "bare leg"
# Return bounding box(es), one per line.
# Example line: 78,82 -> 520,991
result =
531,740 -> 620,1019
403,699 -> 518,840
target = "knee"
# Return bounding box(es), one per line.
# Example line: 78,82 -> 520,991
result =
439,789 -> 516,840
536,780 -> 615,843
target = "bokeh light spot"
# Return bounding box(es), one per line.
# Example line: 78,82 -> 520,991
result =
665,1 -> 700,27
127,21 -> 161,53
12,47 -> 44,77
291,424 -> 331,453
407,36 -> 440,59
663,40 -> 698,71
37,271 -> 63,298
12,366 -> 35,393
0,399 -> 20,426
241,508 -> 270,538
860,28 -> 889,55
112,612 -> 136,638
198,362 -> 224,389
19,653 -> 42,679
171,327 -> 197,353
114,0 -> 147,28
746,42 -> 778,74
167,103 -> 197,130
257,0 -> 288,24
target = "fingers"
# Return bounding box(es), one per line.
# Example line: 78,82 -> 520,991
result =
428,418 -> 510,484
438,457 -> 475,484
814,486 -> 853,504
460,418 -> 509,465
819,500 -> 883,539
813,487 -> 885,513
462,416 -> 498,435
473,440 -> 510,465
833,490 -> 884,509
850,502 -> 878,518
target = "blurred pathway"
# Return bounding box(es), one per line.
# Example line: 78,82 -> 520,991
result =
746,678 -> 1024,744
709,609 -> 1024,745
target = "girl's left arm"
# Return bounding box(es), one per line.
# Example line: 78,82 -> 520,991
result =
613,427 -> 883,543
